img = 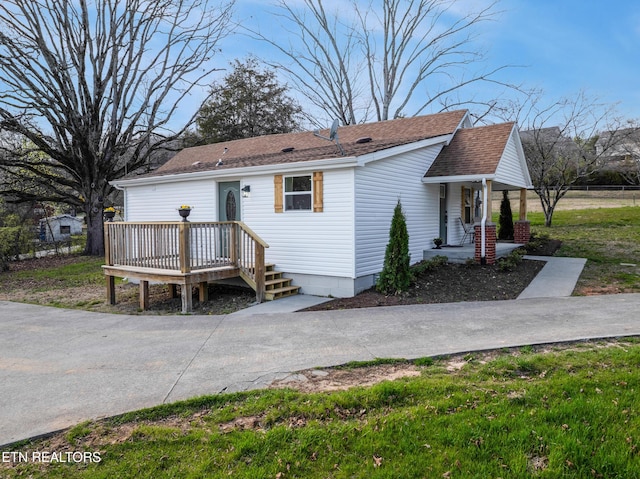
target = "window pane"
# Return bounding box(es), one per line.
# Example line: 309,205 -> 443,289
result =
285,176 -> 311,192
285,194 -> 312,210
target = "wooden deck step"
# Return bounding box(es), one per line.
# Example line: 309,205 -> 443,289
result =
262,264 -> 299,301
265,285 -> 301,301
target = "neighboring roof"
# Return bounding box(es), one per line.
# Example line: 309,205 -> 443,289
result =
424,122 -> 516,178
39,214 -> 82,223
143,110 -> 469,178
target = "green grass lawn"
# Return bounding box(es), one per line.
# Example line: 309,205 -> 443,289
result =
3,341 -> 640,478
528,207 -> 640,294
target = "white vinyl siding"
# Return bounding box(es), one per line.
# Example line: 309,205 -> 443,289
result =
495,129 -> 531,188
124,179 -> 218,222
243,168 -> 355,278
354,145 -> 443,277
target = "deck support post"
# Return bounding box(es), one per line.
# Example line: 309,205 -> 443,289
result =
169,284 -> 178,298
139,280 -> 150,310
181,285 -> 193,314
199,282 -> 208,302
107,275 -> 116,305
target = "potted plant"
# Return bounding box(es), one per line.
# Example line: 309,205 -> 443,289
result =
433,237 -> 443,249
103,206 -> 116,221
178,205 -> 192,221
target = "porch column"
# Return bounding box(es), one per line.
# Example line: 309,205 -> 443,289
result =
475,179 -> 496,264
475,223 -> 496,265
514,188 -> 531,244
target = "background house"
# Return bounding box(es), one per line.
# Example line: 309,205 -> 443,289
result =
39,214 -> 83,242
111,110 -> 532,298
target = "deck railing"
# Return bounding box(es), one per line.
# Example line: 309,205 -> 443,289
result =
104,221 -> 268,300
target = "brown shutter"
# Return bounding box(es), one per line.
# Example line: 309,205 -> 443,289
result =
313,171 -> 323,212
460,186 -> 465,219
274,175 -> 283,213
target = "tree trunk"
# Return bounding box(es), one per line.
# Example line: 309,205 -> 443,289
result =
544,206 -> 554,227
84,208 -> 105,256
83,190 -> 106,256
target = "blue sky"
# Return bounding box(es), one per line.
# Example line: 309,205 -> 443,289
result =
210,0 -> 640,126
488,0 -> 640,120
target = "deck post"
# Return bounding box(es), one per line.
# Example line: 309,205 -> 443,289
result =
139,280 -> 150,310
254,243 -> 265,303
104,223 -> 116,305
230,223 -> 237,264
199,281 -> 208,302
181,285 -> 192,314
179,222 -> 191,273
107,276 -> 116,305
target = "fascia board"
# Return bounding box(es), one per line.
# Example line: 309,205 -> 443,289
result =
422,174 -> 496,184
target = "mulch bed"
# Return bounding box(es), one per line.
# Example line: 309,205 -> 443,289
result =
302,239 -> 562,311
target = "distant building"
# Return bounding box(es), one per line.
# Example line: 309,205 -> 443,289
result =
39,214 -> 83,242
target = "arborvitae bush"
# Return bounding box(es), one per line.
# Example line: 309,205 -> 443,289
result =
498,190 -> 514,240
377,200 -> 411,294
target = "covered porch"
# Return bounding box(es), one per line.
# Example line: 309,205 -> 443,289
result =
103,221 -> 269,313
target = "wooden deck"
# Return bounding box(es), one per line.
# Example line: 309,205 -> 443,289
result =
103,221 -> 268,313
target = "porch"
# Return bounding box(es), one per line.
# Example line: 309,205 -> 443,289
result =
103,221 -> 296,313
423,242 -> 523,264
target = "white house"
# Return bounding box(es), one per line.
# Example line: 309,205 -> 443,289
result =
111,110 -> 533,298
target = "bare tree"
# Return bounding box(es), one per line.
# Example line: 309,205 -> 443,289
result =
249,0 -> 517,124
516,91 -> 626,226
0,0 -> 234,255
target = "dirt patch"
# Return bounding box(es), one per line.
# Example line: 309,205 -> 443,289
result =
270,364 -> 423,393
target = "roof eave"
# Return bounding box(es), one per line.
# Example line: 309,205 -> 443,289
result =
111,156 -> 359,188
422,174 -> 496,184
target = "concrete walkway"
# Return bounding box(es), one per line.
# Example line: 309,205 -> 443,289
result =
518,256 -> 587,299
3,289 -> 640,447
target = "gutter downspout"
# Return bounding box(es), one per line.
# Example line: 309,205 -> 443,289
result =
481,178 -> 488,265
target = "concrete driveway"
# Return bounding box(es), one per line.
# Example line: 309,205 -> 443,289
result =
2,293 -> 640,446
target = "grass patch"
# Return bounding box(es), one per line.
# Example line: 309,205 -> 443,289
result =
528,207 -> 640,294
0,255 -> 105,291
3,341 -> 640,478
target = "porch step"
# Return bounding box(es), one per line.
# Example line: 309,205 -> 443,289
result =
264,264 -> 300,301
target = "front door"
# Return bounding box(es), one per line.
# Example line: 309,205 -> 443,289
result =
218,182 -> 240,258
439,184 -> 447,243
218,181 -> 241,221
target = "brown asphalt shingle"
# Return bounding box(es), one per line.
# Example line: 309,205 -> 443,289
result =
424,122 -> 515,178
146,110 -> 468,177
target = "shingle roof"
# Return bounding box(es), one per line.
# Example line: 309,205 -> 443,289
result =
147,110 -> 468,177
424,122 -> 516,178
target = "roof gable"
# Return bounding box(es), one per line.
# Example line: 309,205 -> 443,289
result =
424,122 -> 516,178
148,110 -> 469,177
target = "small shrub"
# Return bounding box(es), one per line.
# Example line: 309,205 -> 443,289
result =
498,190 -> 514,240
377,200 -> 411,295
498,249 -> 525,271
411,255 -> 448,277
524,231 -> 550,253
0,225 -> 32,271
